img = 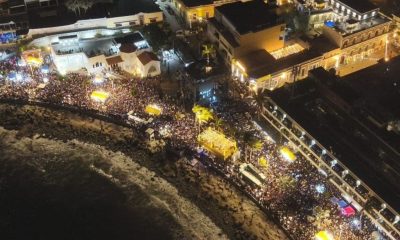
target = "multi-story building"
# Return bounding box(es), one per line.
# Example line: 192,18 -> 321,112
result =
172,0 -> 239,27
207,0 -> 285,62
0,0 -> 163,44
29,30 -> 161,77
0,0 -> 58,43
231,0 -> 393,92
232,35 -> 339,90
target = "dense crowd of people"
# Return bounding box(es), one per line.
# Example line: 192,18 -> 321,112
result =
0,55 -> 390,240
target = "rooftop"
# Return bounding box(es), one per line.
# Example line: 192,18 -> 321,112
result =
327,13 -> 389,37
119,43 -> 137,53
238,36 -> 337,79
106,55 -> 123,65
216,0 -> 280,35
269,59 -> 400,211
137,51 -> 159,65
52,37 -> 118,57
180,0 -> 213,7
338,0 -> 378,14
115,32 -> 145,44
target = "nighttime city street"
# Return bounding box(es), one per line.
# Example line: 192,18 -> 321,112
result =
0,0 -> 399,240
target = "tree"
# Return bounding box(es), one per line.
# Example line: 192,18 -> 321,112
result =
192,105 -> 214,133
249,139 -> 263,162
214,117 -> 224,131
201,44 -> 215,65
142,24 -> 169,52
242,131 -> 253,162
65,0 -> 96,16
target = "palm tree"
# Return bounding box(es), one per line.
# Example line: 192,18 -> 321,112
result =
249,139 -> 263,162
242,131 -> 253,162
65,0 -> 95,16
201,44 -> 215,65
192,105 -> 213,133
214,117 -> 224,131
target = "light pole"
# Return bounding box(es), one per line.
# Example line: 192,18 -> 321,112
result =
385,35 -> 389,61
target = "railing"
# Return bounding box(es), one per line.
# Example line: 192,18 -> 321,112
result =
260,96 -> 400,240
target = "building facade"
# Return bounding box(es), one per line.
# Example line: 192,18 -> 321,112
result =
172,0 -> 238,27
207,0 -> 285,63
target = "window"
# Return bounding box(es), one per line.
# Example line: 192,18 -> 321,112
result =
115,23 -> 122,27
280,26 -> 285,31
279,36 -> 283,40
150,18 -> 157,23
205,12 -> 210,18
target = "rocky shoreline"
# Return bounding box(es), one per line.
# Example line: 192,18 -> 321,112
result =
0,103 -> 287,240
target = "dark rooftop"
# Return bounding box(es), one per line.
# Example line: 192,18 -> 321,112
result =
269,59 -> 400,212
180,0 -> 213,7
338,0 -> 378,14
216,0 -> 280,35
115,32 -> 145,44
137,51 -> 159,65
110,0 -> 161,17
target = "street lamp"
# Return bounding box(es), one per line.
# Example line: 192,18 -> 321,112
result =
393,215 -> 400,224
385,37 -> 389,61
356,180 -> 361,187
309,139 -> 316,147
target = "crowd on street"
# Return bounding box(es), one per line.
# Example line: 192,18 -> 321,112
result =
0,54 -> 390,240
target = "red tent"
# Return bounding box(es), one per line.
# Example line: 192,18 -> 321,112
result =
341,205 -> 356,217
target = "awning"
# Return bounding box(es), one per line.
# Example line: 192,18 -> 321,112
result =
315,231 -> 334,240
341,206 -> 356,217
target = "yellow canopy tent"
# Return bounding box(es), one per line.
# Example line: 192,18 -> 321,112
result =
90,90 -> 110,103
280,146 -> 297,162
198,128 -> 237,160
26,56 -> 43,66
315,231 -> 334,240
145,104 -> 162,116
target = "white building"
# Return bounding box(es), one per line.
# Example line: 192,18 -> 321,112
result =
27,12 -> 163,39
135,51 -> 161,77
30,30 -> 160,77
